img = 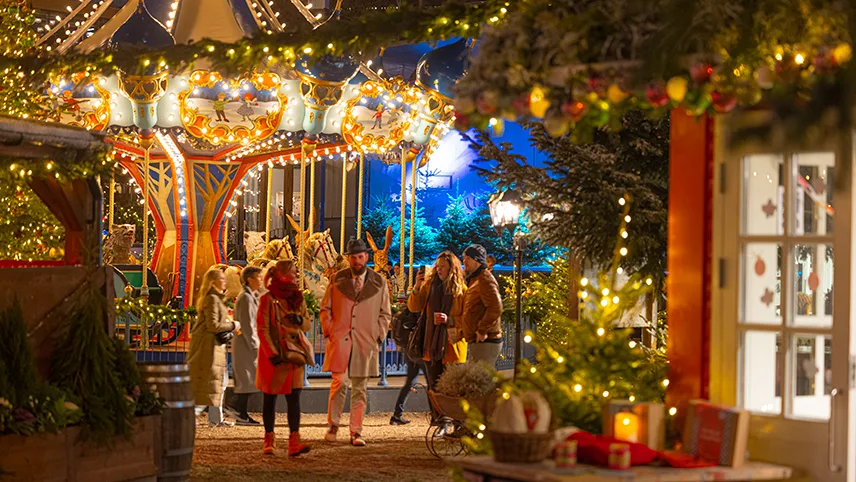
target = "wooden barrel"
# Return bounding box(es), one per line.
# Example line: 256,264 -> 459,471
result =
138,362 -> 195,482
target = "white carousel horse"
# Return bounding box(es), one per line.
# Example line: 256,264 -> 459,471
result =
287,215 -> 342,300
248,235 -> 295,268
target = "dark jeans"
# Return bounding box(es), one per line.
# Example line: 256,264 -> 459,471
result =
263,390 -> 301,434
234,393 -> 250,418
393,359 -> 422,418
393,359 -> 447,419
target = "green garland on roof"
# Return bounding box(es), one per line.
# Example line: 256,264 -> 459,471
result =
0,145 -> 113,182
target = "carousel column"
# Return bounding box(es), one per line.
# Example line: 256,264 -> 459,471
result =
340,152 -> 348,252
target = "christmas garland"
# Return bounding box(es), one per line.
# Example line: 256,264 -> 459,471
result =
0,147 -> 113,182
114,296 -> 197,329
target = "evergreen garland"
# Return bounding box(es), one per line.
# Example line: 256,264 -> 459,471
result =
50,286 -> 135,443
0,299 -> 36,407
0,183 -> 65,262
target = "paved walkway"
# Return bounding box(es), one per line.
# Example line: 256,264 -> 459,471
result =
191,411 -> 452,481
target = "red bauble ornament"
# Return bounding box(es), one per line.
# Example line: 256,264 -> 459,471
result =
645,84 -> 669,107
690,64 -> 714,84
476,92 -> 498,115
711,91 -> 737,113
587,74 -> 608,96
808,272 -> 820,291
754,256 -> 766,276
512,93 -> 531,117
561,101 -> 586,122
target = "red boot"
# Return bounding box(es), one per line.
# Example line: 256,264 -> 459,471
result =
263,432 -> 276,455
288,432 -> 310,456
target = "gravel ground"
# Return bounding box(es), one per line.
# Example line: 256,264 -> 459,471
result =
191,411 -> 454,481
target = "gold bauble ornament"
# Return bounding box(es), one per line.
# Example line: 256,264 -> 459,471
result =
607,84 -> 629,104
833,43 -> 852,64
665,77 -> 688,103
529,86 -> 551,118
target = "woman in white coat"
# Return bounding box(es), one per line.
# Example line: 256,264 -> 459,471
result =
231,266 -> 263,425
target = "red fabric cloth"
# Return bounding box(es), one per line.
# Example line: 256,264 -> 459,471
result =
564,432 -> 719,469
568,432 -> 659,467
659,451 -> 718,468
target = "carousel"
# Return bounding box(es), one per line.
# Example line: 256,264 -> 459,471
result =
41,0 -> 466,329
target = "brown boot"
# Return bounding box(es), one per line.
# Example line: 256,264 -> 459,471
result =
263,432 -> 275,455
288,432 -> 310,456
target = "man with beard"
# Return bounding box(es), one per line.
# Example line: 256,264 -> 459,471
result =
320,238 -> 392,447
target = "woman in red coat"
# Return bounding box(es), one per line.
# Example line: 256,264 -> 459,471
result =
256,260 -> 312,456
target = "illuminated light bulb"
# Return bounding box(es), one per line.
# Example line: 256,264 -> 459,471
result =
530,366 -> 536,374
669,407 -> 677,416
523,334 -> 532,343
625,215 -> 631,223
621,230 -> 628,239
662,379 -> 670,387
616,267 -> 624,274
476,433 -> 484,439
795,53 -> 805,65
612,296 -> 619,304
478,424 -> 486,431
597,327 -> 605,336
580,291 -> 588,299
603,391 -> 610,398
601,288 -> 609,296
557,356 -> 564,363
502,392 -> 510,400
581,278 -> 588,286
620,247 -> 628,256
573,384 -> 582,393
629,395 -> 636,402
646,278 -> 653,286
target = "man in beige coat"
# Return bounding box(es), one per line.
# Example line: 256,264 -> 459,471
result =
320,238 -> 391,447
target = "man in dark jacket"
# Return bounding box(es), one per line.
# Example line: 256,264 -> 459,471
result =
460,244 -> 503,365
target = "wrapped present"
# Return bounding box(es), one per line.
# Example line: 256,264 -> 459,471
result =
682,400 -> 749,467
602,400 -> 665,450
608,443 -> 631,470
555,439 -> 577,468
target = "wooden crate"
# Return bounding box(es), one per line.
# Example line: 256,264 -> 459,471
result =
0,415 -> 161,482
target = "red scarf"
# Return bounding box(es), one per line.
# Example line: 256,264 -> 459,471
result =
267,274 -> 303,311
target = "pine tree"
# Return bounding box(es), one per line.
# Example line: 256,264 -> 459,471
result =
473,110 -> 669,286
0,183 -> 65,261
361,196 -> 440,264
0,1 -> 48,119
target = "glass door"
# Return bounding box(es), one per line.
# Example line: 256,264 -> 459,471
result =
712,134 -> 854,481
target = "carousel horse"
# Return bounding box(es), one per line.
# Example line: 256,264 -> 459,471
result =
286,214 -> 340,300
365,226 -> 395,294
244,231 -> 268,262
248,236 -> 295,268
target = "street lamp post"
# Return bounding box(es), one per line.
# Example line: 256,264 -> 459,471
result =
488,189 -> 525,378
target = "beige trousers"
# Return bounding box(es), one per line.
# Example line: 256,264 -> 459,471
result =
328,372 -> 368,435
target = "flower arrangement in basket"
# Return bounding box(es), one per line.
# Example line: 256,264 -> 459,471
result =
433,361 -> 497,420
486,387 -> 556,464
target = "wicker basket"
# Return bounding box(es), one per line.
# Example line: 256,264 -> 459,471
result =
487,429 -> 555,464
428,391 -> 496,421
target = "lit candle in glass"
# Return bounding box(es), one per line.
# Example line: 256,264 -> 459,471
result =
613,412 -> 639,443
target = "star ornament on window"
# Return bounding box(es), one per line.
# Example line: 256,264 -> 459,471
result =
761,199 -> 777,218
761,288 -> 775,307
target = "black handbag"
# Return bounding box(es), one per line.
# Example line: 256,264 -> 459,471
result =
214,330 -> 233,345
405,311 -> 426,362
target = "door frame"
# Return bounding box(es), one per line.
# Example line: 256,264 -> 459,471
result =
708,112 -> 853,481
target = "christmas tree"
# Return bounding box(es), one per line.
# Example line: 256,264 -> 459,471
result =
0,183 -> 64,261
360,196 -> 439,264
467,196 -> 668,444
437,193 -> 557,266
0,1 -> 48,119
473,110 -> 670,287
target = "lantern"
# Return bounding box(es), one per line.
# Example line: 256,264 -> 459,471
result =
603,401 -> 666,450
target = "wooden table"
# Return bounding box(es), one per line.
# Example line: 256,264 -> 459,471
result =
448,456 -> 794,482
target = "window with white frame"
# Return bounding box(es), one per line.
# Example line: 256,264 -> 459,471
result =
738,152 -> 834,420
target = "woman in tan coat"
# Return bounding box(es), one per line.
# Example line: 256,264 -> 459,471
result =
188,267 -> 241,427
256,260 -> 312,456
408,251 -> 468,389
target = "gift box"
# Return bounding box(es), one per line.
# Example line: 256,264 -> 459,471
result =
682,400 -> 749,468
602,401 -> 665,450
